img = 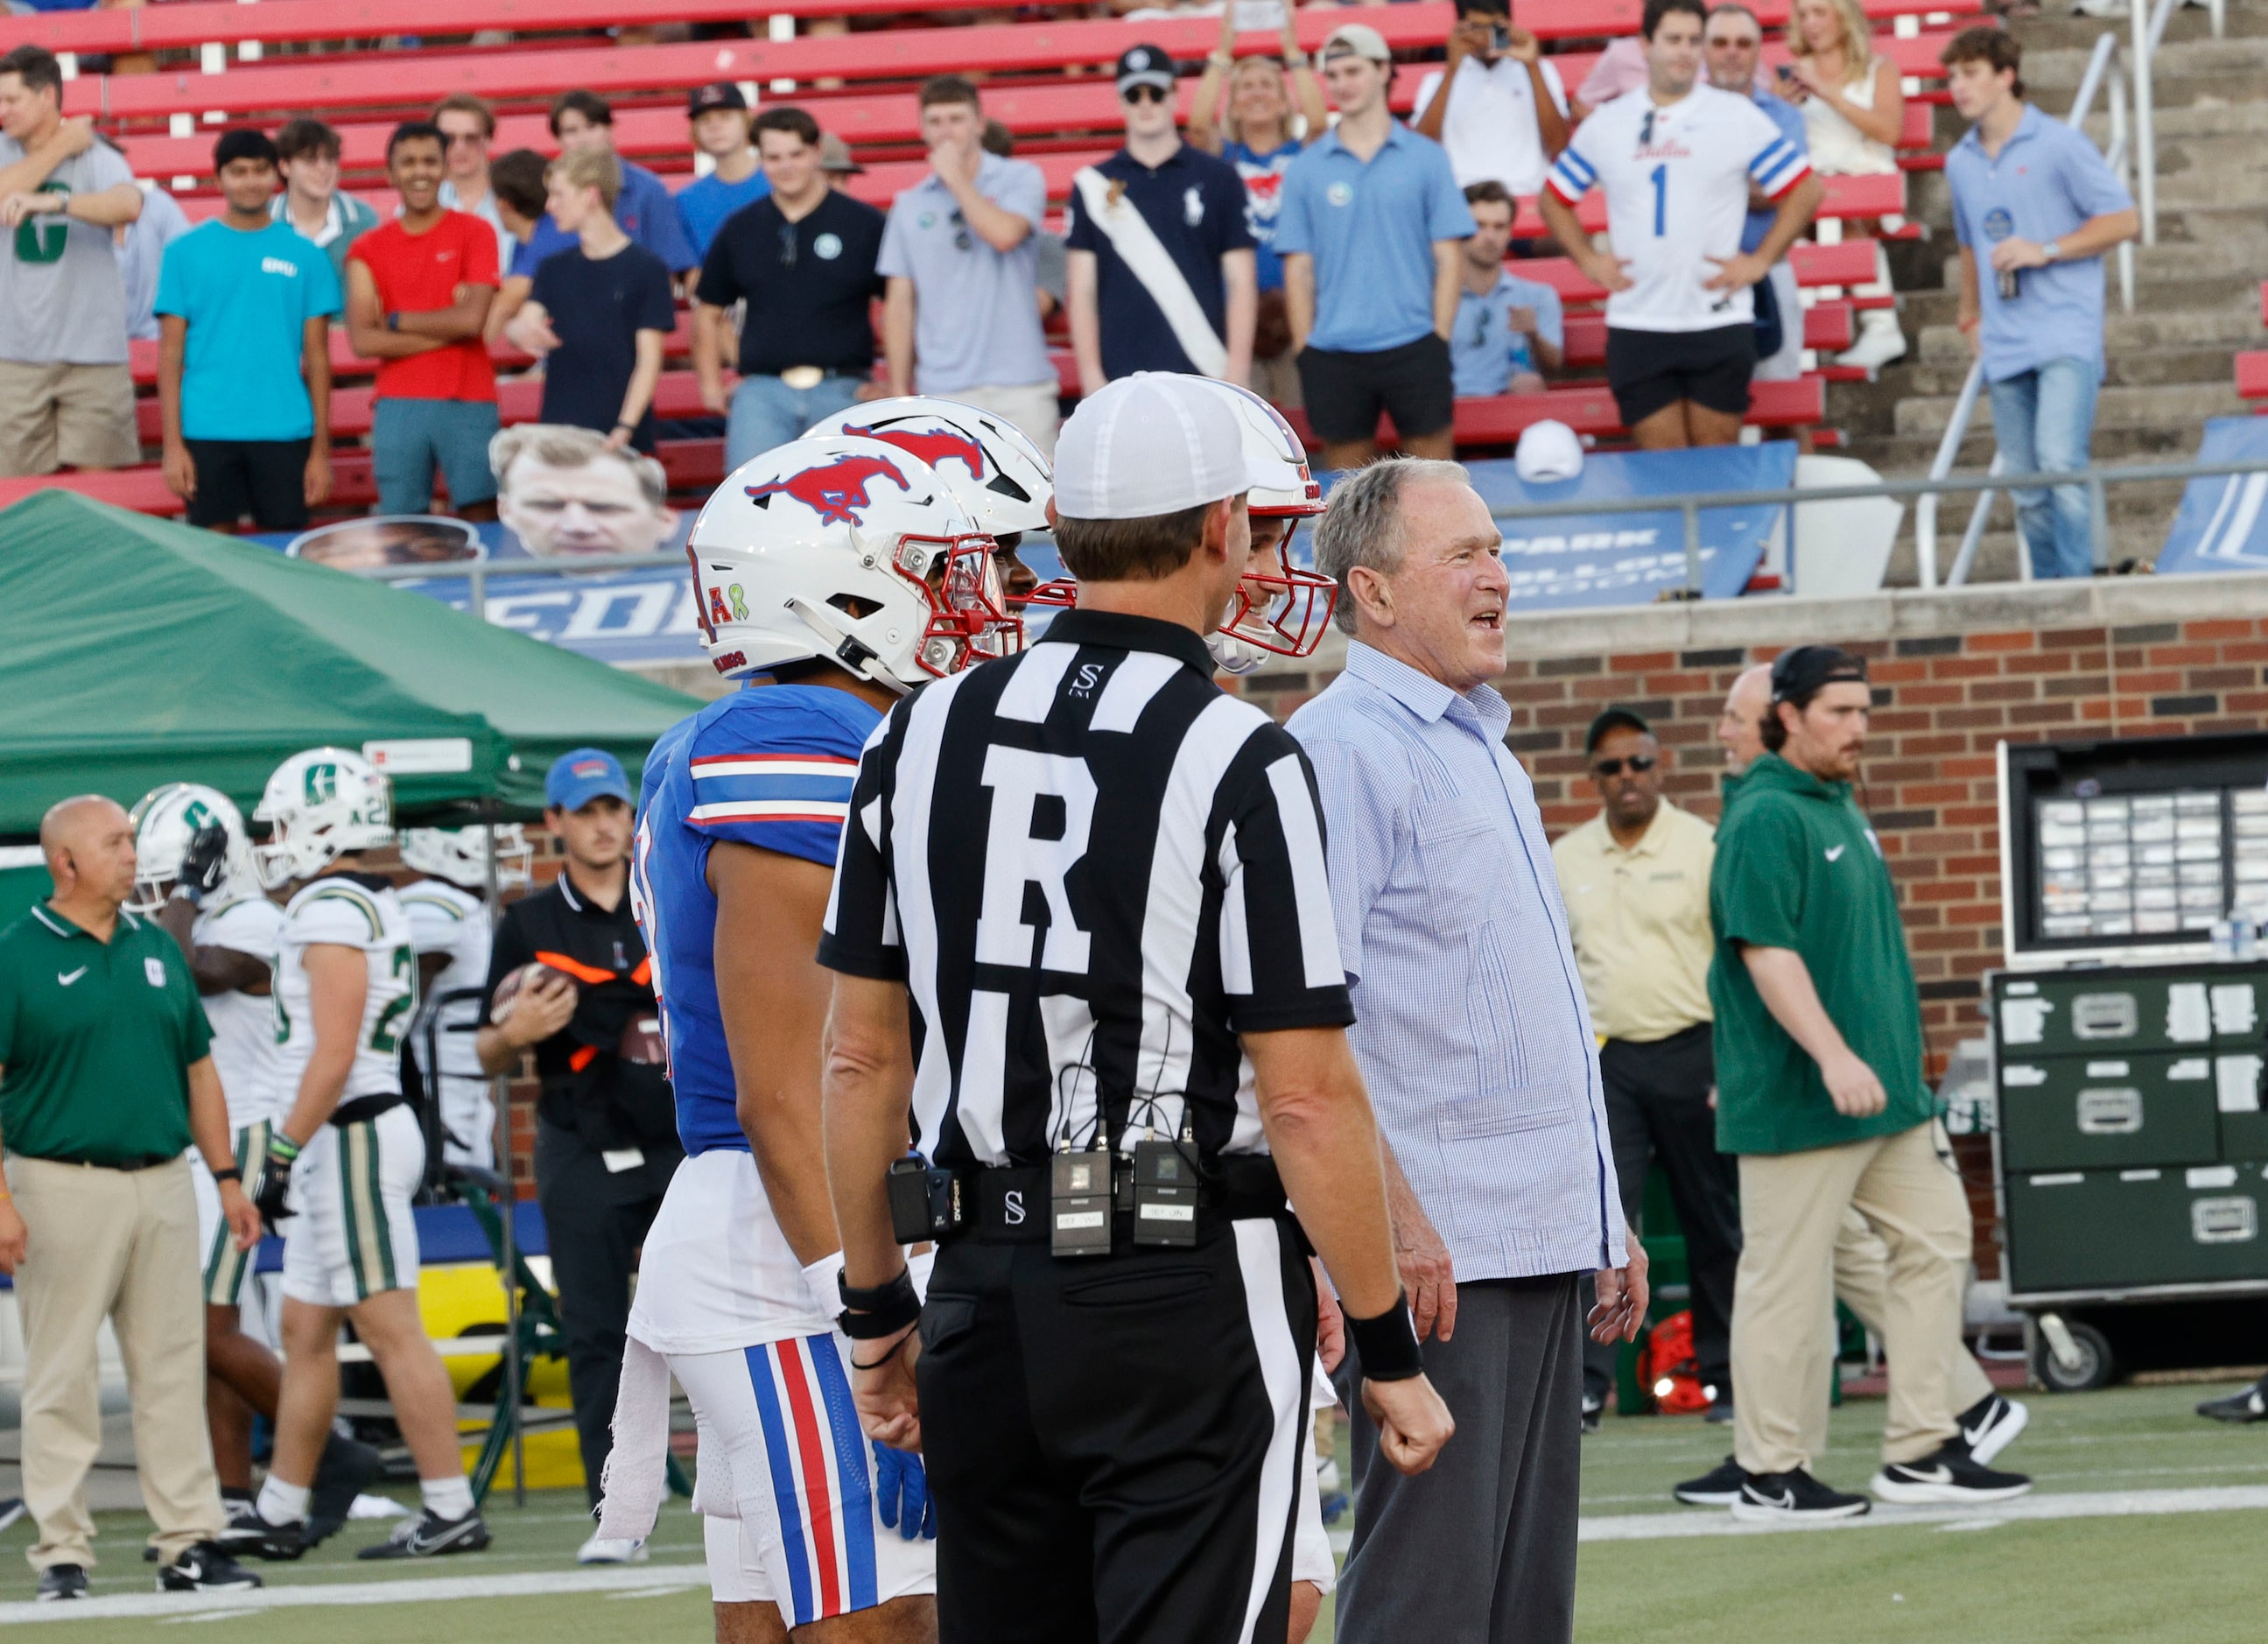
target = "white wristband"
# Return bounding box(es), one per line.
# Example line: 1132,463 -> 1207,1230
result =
803,1251 -> 847,1324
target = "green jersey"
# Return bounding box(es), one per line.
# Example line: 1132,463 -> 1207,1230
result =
0,903 -> 212,1165
1708,753 -> 1934,1156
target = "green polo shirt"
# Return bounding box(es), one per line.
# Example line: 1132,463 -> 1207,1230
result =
1707,754 -> 1934,1156
0,903 -> 212,1166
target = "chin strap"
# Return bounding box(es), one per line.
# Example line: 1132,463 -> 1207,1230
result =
783,595 -> 913,696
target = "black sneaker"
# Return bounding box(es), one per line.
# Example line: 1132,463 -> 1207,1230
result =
217,1508 -> 306,1562
356,1507 -> 492,1560
1870,1444 -> 2033,1506
306,1434 -> 383,1547
1580,1394 -> 1604,1436
2197,1380 -> 2268,1423
1673,1455 -> 1745,1506
1953,1391 -> 2030,1465
35,1563 -> 88,1602
158,1542 -> 263,1594
1730,1467 -> 1871,1523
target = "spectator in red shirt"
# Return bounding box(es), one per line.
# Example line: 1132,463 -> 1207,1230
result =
345,123 -> 501,518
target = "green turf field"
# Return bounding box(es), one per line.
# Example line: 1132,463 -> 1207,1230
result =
8,1379 -> 2268,1641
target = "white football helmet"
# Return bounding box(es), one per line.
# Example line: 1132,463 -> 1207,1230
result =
253,747 -> 394,889
1027,379 -> 1335,676
804,396 -> 1053,542
400,824 -> 533,891
127,783 -> 256,914
686,434 -> 1022,691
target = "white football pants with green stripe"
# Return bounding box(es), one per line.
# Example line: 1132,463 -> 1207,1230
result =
280,1105 -> 426,1308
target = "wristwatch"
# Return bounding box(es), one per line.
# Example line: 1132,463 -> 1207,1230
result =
2041,241 -> 2062,263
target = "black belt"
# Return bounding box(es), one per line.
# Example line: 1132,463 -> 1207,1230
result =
331,1092 -> 410,1128
950,1154 -> 1293,1247
33,1152 -> 176,1172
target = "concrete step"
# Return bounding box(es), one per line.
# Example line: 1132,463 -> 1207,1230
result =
2015,1 -> 2268,58
1893,377 -> 2244,439
1884,344 -> 2249,397
1842,418 -> 2229,473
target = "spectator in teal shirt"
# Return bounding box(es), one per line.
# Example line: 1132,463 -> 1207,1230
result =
157,130 -> 339,530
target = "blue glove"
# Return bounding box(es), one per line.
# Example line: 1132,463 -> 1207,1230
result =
871,1441 -> 937,1542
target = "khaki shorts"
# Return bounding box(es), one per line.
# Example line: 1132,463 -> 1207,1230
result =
0,360 -> 140,477
946,381 -> 1060,460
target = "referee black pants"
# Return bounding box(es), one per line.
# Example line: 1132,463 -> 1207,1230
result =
1580,1024 -> 1742,1402
917,1215 -> 1316,1644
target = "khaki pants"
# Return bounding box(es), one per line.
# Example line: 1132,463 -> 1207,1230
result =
1817,1206 -> 1996,1460
0,360 -> 140,477
1731,1121 -> 1971,1475
10,1153 -> 227,1570
948,381 -> 1060,460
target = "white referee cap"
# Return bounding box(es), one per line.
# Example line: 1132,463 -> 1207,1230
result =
1055,373 -> 1302,522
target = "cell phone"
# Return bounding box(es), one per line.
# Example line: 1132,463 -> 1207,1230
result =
1775,64 -> 1794,81
1491,23 -> 1512,49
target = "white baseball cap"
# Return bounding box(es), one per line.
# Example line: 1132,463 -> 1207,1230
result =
1055,373 -> 1301,521
1515,418 -> 1584,484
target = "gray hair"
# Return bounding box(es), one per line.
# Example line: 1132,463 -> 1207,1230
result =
1312,457 -> 1469,635
488,423 -> 669,511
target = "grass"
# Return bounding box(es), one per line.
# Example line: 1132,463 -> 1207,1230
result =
8,1379 -> 2268,1641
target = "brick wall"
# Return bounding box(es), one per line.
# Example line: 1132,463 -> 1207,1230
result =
1232,581 -> 2268,1277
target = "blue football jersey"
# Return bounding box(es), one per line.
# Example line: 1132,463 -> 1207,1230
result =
632,683 -> 884,1156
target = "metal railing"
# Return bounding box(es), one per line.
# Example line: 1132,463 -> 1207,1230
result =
348,453 -> 2268,615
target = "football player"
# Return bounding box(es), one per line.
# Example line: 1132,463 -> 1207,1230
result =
231,748 -> 490,1562
398,825 -> 532,1170
133,783 -> 384,1550
596,434 -> 1031,1640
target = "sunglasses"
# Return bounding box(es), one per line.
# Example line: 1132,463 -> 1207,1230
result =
1120,82 -> 1171,105
778,221 -> 798,268
1592,755 -> 1658,778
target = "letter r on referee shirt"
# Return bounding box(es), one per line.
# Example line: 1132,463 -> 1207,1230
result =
976,746 -> 1098,973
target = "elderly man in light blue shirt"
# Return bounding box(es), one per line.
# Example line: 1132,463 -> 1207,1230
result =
1288,456 -> 1644,1644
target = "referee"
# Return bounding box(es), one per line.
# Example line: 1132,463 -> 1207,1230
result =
821,371 -> 1452,1644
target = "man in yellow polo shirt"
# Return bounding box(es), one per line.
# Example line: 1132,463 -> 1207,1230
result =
1552,707 -> 1739,1431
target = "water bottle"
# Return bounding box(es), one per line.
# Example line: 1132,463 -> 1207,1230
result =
2213,917 -> 2240,961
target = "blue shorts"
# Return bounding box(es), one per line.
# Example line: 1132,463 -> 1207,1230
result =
371,397 -> 502,515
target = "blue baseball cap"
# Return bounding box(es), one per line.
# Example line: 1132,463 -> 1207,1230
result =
545,748 -> 633,811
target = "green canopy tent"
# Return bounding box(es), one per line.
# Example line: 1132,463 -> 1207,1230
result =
0,489 -> 703,921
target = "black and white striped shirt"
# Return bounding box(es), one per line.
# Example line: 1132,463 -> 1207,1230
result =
818,608 -> 1354,1171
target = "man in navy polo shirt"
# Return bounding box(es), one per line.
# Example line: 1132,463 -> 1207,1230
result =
1941,27 -> 2136,580
1066,44 -> 1256,392
1275,24 -> 1474,473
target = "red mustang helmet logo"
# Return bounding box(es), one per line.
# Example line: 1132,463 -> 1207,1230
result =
846,423 -> 986,481
746,454 -> 911,525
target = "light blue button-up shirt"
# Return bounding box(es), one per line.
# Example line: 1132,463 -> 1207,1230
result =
1288,642 -> 1624,1281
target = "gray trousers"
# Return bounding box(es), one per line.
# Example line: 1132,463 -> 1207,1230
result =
1332,1273 -> 1585,1644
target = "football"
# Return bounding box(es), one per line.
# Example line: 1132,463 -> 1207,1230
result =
489,961 -> 573,1024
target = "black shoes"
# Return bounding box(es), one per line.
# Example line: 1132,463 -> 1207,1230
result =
1869,1443 -> 2033,1506
308,1435 -> 384,1548
1730,1467 -> 1871,1522
35,1563 -> 88,1602
356,1507 -> 492,1560
2197,1380 -> 2268,1423
158,1542 -> 264,1593
1580,1394 -> 1604,1435
1953,1391 -> 2030,1465
217,1508 -> 307,1563
1673,1455 -> 1746,1506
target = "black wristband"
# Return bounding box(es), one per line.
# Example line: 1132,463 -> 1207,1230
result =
838,1267 -> 921,1340
210,1167 -> 242,1185
1345,1291 -> 1424,1381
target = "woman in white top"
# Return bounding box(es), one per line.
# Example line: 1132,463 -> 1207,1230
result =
1781,0 -> 1908,367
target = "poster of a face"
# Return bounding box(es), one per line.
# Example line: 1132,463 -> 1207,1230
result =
286,515 -> 487,568
491,425 -> 682,560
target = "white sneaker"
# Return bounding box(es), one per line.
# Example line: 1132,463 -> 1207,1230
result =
577,1531 -> 649,1566
1836,311 -> 1907,370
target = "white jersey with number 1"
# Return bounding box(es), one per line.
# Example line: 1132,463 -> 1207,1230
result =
274,873 -> 417,1106
1545,82 -> 1811,333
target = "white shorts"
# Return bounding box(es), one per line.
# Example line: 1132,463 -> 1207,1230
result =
1293,1357 -> 1337,1593
281,1102 -> 425,1307
434,1073 -> 494,1170
192,1119 -> 273,1308
672,1336 -> 936,1624
628,1149 -> 832,1355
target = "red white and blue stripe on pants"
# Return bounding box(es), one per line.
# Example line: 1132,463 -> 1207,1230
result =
744,1332 -> 880,1625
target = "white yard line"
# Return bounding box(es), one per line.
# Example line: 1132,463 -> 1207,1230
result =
0,1561 -> 712,1624
1577,1484 -> 2268,1541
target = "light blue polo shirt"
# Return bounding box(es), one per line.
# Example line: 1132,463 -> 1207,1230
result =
1450,270 -> 1563,397
1946,102 -> 2133,383
153,220 -> 341,442
877,152 -> 1053,394
1273,121 -> 1475,355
